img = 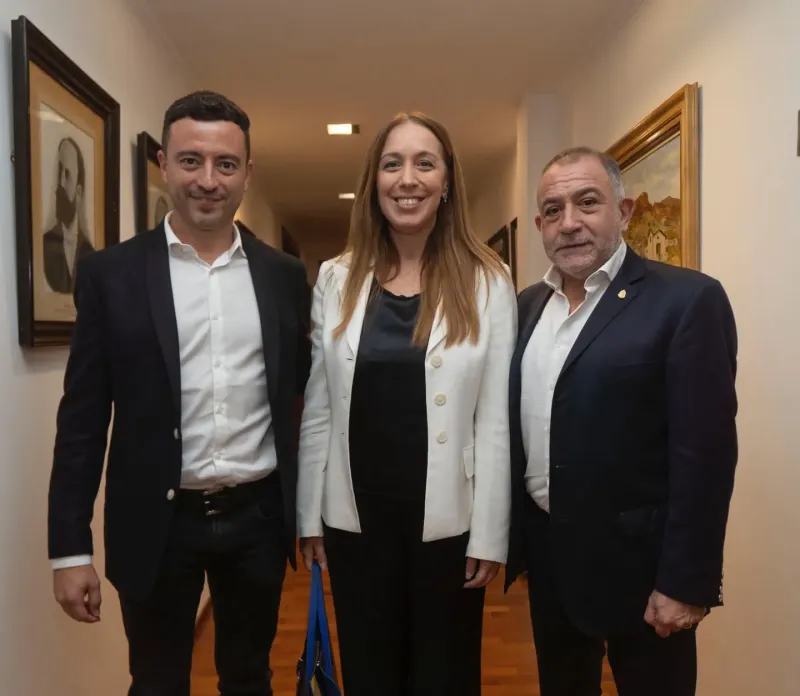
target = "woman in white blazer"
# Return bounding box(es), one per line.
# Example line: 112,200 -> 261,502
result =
296,111 -> 517,695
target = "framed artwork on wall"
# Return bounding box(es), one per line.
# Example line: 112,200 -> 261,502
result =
606,83 -> 699,269
487,225 -> 510,263
487,222 -> 518,290
135,131 -> 172,234
11,15 -> 120,347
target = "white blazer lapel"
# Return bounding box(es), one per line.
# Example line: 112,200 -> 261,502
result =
341,266 -> 374,358
426,303 -> 447,357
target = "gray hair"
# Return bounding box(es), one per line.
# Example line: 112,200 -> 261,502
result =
540,146 -> 626,203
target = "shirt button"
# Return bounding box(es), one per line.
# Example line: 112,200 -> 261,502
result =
214,360 -> 221,368
166,489 -> 175,500
437,431 -> 447,444
216,405 -> 223,414
431,356 -> 442,368
435,394 -> 446,406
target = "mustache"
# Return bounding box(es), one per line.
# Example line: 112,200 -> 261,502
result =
188,188 -> 224,202
56,184 -> 76,225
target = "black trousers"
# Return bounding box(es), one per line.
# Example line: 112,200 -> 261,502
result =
324,493 -> 486,696
523,497 -> 697,696
118,475 -> 287,696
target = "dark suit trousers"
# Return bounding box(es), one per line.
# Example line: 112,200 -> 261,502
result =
118,475 -> 287,696
523,496 -> 697,696
323,494 -> 486,696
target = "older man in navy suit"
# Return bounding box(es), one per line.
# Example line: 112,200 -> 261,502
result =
506,147 -> 738,696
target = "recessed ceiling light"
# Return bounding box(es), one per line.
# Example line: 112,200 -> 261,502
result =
327,123 -> 360,135
338,193 -> 355,200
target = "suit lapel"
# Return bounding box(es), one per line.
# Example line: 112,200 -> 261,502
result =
145,224 -> 181,416
559,246 -> 646,378
242,234 -> 280,407
343,266 -> 373,358
509,284 -> 553,475
426,304 -> 447,357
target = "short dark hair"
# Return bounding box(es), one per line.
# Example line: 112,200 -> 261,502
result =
161,90 -> 251,159
541,146 -> 625,202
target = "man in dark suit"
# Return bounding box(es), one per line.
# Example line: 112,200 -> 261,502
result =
505,147 -> 738,696
48,91 -> 311,696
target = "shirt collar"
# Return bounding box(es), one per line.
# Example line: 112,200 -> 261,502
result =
544,240 -> 627,292
163,212 -> 247,258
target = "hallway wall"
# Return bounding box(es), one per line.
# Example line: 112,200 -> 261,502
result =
0,2 -> 281,693
236,177 -> 282,247
561,0 -> 800,693
469,148 -> 517,244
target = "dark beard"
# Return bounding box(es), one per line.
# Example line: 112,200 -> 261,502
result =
56,185 -> 76,227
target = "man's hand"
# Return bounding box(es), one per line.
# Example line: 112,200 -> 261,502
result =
54,565 -> 102,623
644,590 -> 705,637
300,536 -> 327,571
464,557 -> 500,589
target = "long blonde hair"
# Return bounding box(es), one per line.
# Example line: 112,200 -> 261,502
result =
333,112 -> 509,348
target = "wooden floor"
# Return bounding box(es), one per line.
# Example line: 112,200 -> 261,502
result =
191,568 -> 617,695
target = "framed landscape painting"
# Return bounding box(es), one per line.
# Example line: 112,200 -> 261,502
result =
606,83 -> 699,269
135,131 -> 172,234
11,15 -> 120,346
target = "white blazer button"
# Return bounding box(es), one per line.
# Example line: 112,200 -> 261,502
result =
173,428 -> 180,440
437,431 -> 447,443
166,489 -> 175,500
435,394 -> 446,406
431,355 -> 442,368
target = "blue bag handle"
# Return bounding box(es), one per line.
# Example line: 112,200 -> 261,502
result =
304,560 -> 335,681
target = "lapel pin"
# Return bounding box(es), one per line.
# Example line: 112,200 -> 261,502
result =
618,289 -> 627,299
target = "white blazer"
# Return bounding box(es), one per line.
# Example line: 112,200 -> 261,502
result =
296,255 -> 518,563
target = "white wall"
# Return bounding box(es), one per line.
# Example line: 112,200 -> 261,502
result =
469,148 -> 517,243
566,0 -> 800,693
236,173 -> 282,247
0,2 -> 186,694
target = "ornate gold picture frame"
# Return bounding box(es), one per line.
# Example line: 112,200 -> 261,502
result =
606,83 -> 699,269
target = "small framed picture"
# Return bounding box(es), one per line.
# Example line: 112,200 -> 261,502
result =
135,131 -> 172,234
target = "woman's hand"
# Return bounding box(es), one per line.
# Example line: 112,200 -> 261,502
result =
464,557 -> 500,588
300,536 -> 328,571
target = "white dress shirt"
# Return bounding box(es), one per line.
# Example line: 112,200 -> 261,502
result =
52,214 -> 275,569
520,242 -> 626,512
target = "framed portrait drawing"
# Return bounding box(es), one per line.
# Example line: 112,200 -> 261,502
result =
11,16 -> 120,347
135,131 -> 172,234
606,83 -> 699,269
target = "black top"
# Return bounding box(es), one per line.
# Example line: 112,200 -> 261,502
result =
348,284 -> 428,502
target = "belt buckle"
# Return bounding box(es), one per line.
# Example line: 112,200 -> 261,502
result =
202,487 -> 224,516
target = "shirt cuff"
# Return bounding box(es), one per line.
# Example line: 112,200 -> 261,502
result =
51,555 -> 93,570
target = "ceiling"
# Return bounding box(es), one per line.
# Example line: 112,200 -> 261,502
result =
135,0 -> 642,241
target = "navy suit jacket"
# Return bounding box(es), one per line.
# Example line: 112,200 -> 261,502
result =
48,223 -> 311,601
505,246 -> 738,636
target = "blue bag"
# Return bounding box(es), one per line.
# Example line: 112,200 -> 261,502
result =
296,561 -> 342,696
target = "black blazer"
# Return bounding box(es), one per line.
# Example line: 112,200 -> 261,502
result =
48,223 -> 311,601
505,246 -> 738,636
